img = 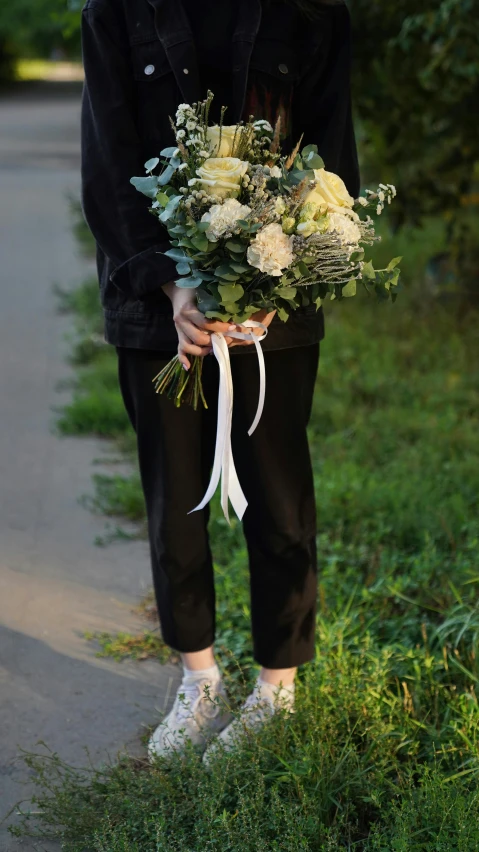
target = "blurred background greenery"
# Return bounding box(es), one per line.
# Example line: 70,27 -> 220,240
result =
4,0 -> 479,848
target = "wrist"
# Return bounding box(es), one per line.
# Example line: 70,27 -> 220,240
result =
163,281 -> 196,316
162,280 -> 177,301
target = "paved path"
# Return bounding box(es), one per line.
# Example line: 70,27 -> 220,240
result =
0,83 -> 179,849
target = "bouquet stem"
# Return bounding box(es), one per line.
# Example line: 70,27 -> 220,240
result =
152,355 -> 208,410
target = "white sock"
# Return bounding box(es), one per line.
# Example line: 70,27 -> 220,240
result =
182,662 -> 221,685
256,676 -> 295,709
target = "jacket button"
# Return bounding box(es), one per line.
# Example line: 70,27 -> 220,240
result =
183,67 -> 189,74
278,63 -> 289,74
144,64 -> 155,75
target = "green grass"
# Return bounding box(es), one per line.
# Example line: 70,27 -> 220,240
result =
9,218 -> 479,848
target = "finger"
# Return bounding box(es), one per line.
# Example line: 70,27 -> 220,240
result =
177,319 -> 212,348
180,340 -> 212,358
188,308 -> 236,336
177,350 -> 191,371
177,329 -> 212,359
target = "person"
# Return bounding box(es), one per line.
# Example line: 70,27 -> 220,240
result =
80,0 -> 359,761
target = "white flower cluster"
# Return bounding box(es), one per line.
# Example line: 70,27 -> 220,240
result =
201,198 -> 252,242
366,183 -> 397,216
253,120 -> 273,134
174,103 -> 208,152
247,223 -> 294,277
327,212 -> 361,247
175,103 -> 196,127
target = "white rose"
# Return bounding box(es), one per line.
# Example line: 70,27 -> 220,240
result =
247,223 -> 294,277
201,198 -> 251,241
304,168 -> 355,215
206,125 -> 240,158
270,166 -> 282,179
196,157 -> 248,199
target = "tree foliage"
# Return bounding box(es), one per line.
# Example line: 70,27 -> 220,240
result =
351,0 -> 479,226
0,0 -> 80,61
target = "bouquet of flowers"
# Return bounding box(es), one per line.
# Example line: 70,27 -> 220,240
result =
131,91 -> 400,410
131,92 -> 401,522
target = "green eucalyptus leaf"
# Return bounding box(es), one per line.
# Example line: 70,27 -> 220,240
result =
191,235 -> 209,252
157,165 -> 175,186
176,262 -> 191,276
229,262 -> 250,273
175,275 -> 203,289
217,272 -> 240,282
144,157 -> 160,172
362,260 -> 376,280
164,248 -> 188,261
225,240 -> 246,253
158,195 -> 182,223
218,283 -> 244,303
197,291 -> 220,312
301,144 -> 318,157
196,270 -> 216,282
276,286 -> 297,299
215,264 -> 236,277
375,283 -> 390,301
160,146 -> 179,157
350,249 -> 364,263
387,256 -> 402,272
289,168 -> 315,186
277,306 -> 289,322
342,279 -> 357,297
130,176 -> 158,199
297,260 -> 311,277
308,154 -> 324,169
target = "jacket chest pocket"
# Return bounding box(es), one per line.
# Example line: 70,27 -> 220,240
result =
244,40 -> 300,138
249,39 -> 300,84
130,39 -> 177,152
131,36 -> 171,81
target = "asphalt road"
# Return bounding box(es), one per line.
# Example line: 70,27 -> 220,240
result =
0,82 -> 179,849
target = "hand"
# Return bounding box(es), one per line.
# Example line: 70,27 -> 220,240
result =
163,282 -> 238,370
229,308 -> 276,348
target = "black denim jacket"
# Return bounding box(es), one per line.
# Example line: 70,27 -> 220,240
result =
81,0 -> 359,353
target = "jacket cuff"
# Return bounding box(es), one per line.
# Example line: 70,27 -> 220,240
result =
109,243 -> 177,302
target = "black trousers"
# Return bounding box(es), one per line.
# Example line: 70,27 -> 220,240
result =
117,343 -> 320,669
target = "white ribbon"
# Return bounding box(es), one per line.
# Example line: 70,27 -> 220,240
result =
188,320 -> 268,525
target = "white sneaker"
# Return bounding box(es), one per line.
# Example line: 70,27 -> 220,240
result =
202,680 -> 294,766
148,674 -> 232,760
